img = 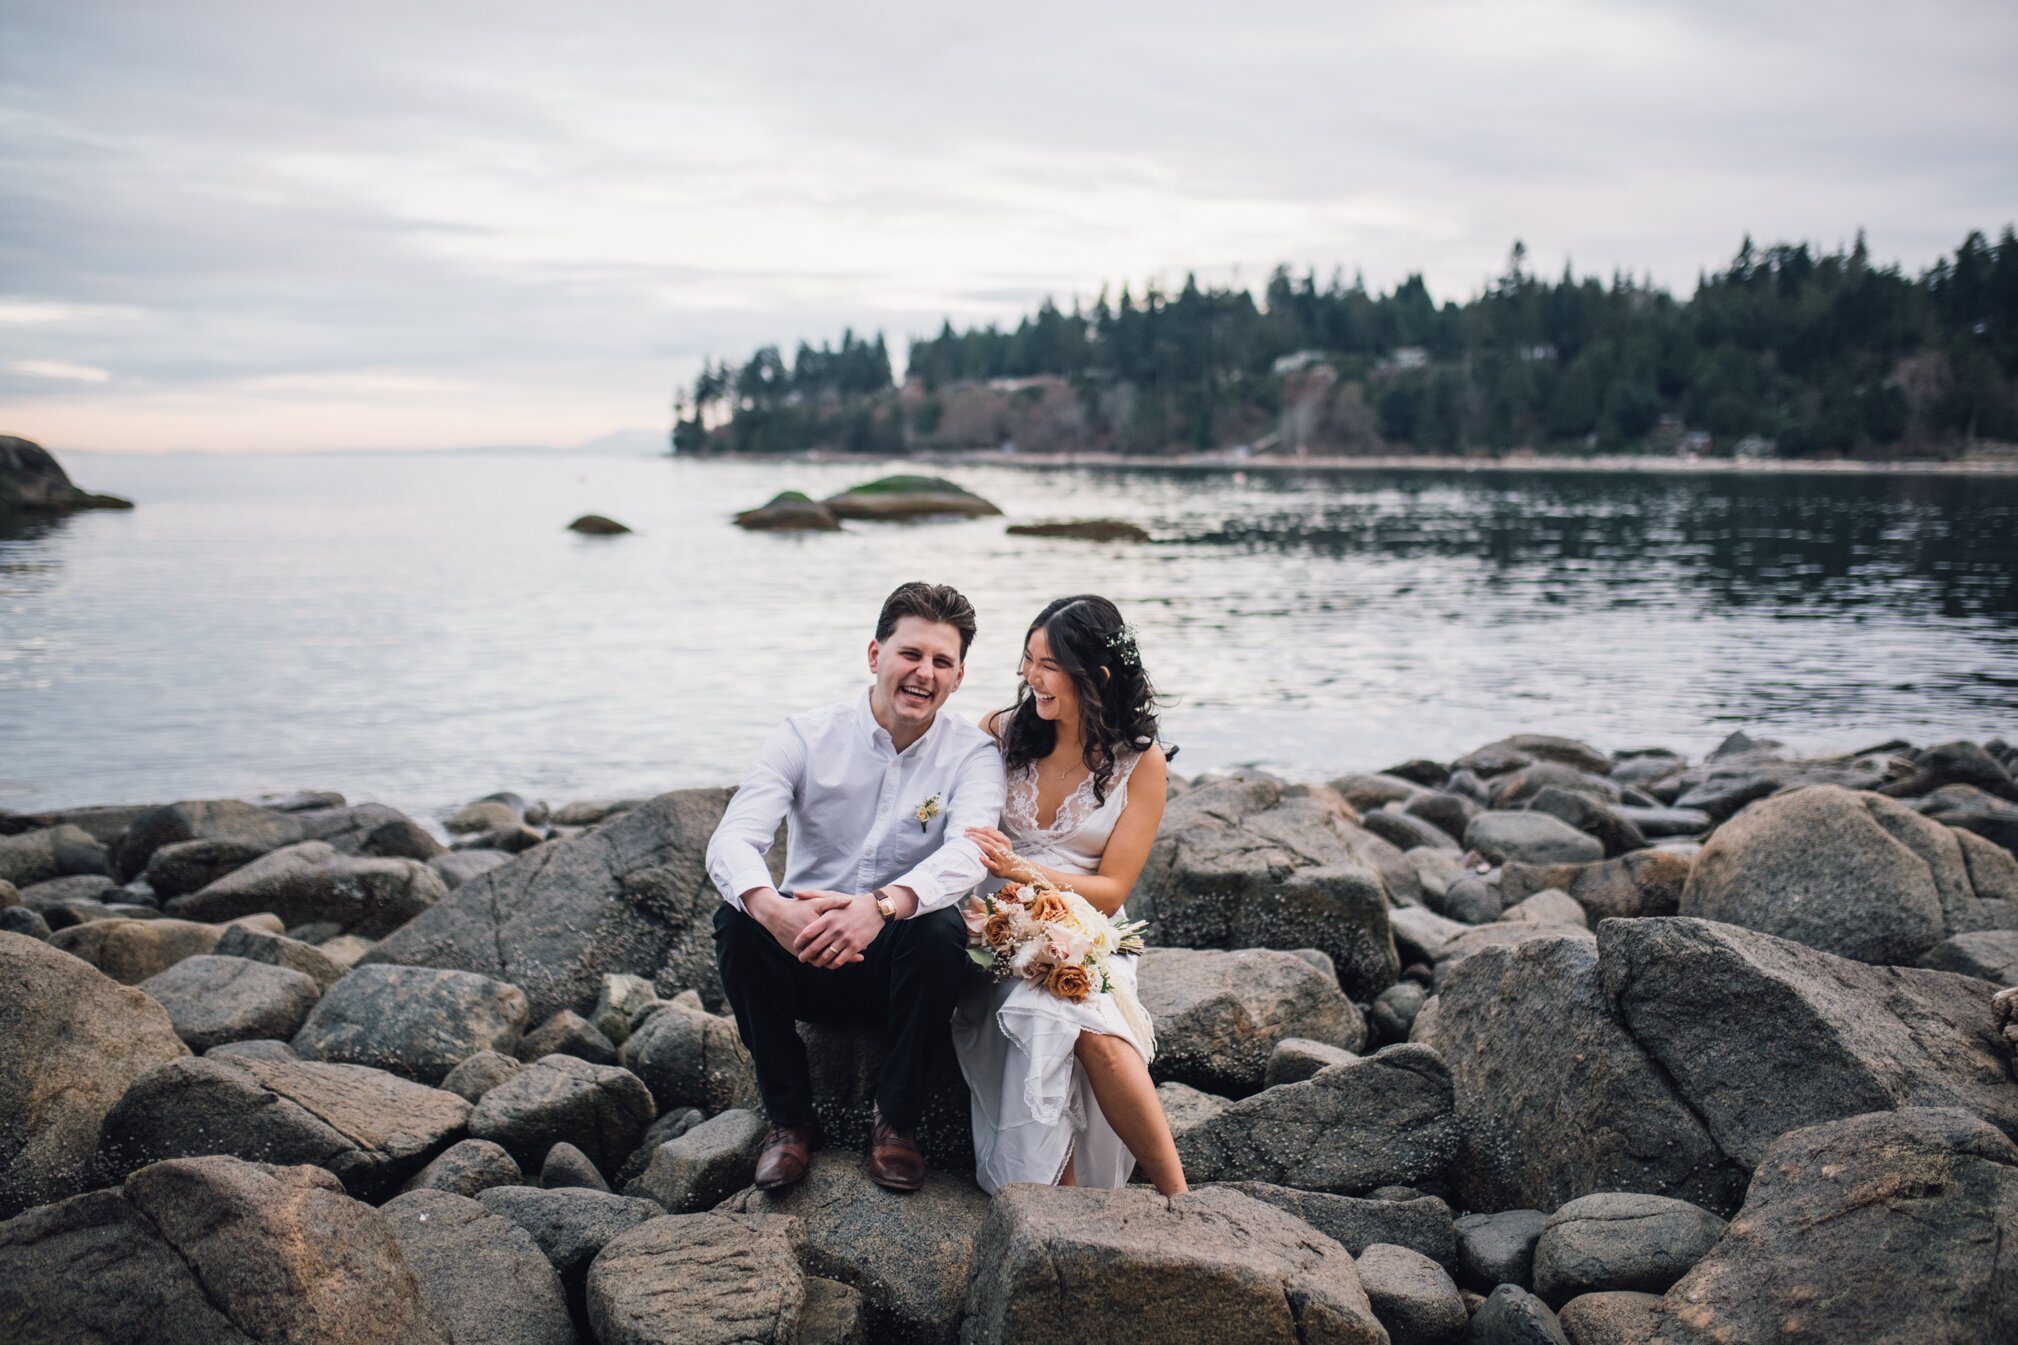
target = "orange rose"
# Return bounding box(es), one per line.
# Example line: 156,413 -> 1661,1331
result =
983,911 -> 1018,952
1026,890 -> 1071,924
1044,963 -> 1094,1002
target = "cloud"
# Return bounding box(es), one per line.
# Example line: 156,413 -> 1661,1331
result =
8,359 -> 110,382
0,0 -> 2013,451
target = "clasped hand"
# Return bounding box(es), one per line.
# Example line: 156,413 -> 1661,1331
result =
756,888 -> 884,969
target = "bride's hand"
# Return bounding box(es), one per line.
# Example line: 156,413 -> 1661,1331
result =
966,825 -> 1020,878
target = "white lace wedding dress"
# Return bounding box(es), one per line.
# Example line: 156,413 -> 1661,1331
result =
951,749 -> 1148,1194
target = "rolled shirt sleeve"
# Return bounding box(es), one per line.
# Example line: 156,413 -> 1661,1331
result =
891,736 -> 1008,914
705,720 -> 804,911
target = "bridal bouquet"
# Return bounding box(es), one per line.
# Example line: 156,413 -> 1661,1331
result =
962,877 -> 1147,1001
960,856 -> 1157,1059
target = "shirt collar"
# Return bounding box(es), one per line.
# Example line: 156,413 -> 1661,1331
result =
856,685 -> 944,758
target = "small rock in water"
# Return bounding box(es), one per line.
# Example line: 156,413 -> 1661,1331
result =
734,490 -> 843,531
567,513 -> 631,534
1004,519 -> 1149,542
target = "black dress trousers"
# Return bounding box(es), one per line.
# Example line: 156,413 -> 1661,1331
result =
713,900 -> 968,1132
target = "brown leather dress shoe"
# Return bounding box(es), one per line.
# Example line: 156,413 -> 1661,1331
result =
866,1115 -> 925,1192
753,1118 -> 820,1190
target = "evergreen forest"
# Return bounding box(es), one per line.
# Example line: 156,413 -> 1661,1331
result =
676,228 -> 2018,460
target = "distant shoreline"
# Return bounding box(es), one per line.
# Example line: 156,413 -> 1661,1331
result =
730,449 -> 2018,478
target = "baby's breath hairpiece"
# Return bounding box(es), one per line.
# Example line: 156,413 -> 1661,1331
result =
1103,624 -> 1142,667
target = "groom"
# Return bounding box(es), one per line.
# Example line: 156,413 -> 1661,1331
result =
706,581 -> 1006,1192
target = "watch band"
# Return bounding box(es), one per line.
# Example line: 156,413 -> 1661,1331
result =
874,888 -> 898,921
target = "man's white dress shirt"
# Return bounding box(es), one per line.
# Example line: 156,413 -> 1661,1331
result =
706,689 -> 1008,916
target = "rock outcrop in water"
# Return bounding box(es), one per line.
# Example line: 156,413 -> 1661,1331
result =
0,435 -> 132,514
2,727 -> 2016,1342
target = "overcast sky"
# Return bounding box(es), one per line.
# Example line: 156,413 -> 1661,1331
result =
3,1 -> 2014,453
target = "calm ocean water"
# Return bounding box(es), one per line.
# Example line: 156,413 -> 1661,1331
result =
4,451 -> 2015,827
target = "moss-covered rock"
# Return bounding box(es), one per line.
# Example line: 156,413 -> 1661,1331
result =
822,475 -> 1001,519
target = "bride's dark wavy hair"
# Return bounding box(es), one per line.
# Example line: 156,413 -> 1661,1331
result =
999,595 -> 1175,805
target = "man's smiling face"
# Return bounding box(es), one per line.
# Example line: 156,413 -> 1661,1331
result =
868,615 -> 966,740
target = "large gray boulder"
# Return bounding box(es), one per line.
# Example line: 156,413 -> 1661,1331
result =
1354,1242 -> 1465,1345
363,789 -> 766,1022
1130,777 -> 1406,1000
1918,783 -> 2018,856
1680,785 -> 1986,964
624,1107 -> 765,1213
112,799 -> 304,883
292,963 -> 530,1084
1499,849 -> 1692,921
618,991 -> 761,1116
213,922 -> 345,992
1530,1192 -> 1726,1306
400,1138 -> 523,1198
722,1149 -> 989,1344
1411,933 -> 1744,1216
139,954 -> 322,1053
468,1054 -> 655,1175
1645,1108 -> 2018,1344
168,842 -> 447,937
1663,735 -> 1884,821
0,824 -> 112,889
0,931 -> 191,1218
961,1184 -> 1387,1345
1138,946 -> 1367,1097
1462,811 -> 1605,867
96,1054 -> 471,1201
1453,735 -> 1611,779
1598,916 -> 2018,1168
145,837 -> 277,897
1174,1043 -> 1459,1194
380,1189 -> 575,1345
0,1155 -> 446,1345
1221,1183 -> 1457,1268
477,1185 -> 662,1323
1454,1209 -> 1548,1292
1919,929 -> 2018,984
1523,787 -> 1649,858
587,1212 -> 808,1345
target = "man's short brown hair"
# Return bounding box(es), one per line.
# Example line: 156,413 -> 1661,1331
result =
875,581 -> 977,658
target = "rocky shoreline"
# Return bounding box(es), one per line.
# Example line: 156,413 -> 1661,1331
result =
4,730 -> 2017,1343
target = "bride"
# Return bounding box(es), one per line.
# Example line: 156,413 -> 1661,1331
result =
952,594 -> 1188,1196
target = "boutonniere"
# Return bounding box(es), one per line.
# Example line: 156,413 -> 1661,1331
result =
914,793 -> 942,832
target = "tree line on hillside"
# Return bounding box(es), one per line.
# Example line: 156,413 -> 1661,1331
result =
674,228 -> 2018,458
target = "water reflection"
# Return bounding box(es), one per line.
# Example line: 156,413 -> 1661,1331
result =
1158,469 -> 2018,620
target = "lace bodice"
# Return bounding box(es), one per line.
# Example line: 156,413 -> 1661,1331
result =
1001,750 -> 1141,876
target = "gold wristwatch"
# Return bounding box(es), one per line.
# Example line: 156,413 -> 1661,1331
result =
874,889 -> 898,921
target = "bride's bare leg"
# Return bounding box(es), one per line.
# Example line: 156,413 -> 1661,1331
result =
1058,1154 -> 1076,1187
1074,1031 -> 1189,1195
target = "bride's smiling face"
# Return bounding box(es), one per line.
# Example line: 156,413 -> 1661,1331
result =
1019,627 -> 1078,724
